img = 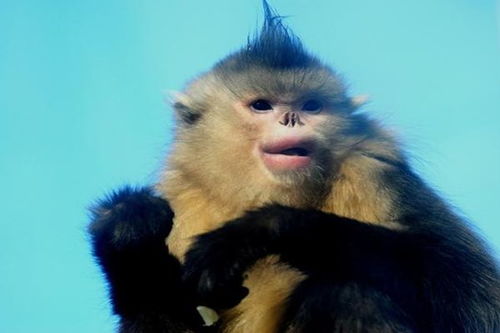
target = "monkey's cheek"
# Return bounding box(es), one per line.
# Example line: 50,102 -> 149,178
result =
261,153 -> 312,171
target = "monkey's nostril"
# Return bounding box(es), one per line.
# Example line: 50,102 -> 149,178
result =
279,112 -> 303,127
279,113 -> 290,126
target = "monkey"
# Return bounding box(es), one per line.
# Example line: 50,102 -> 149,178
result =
89,2 -> 500,332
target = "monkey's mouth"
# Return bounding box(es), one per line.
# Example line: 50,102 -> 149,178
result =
261,139 -> 314,171
278,147 -> 310,156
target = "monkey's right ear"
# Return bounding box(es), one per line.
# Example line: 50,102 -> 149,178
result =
169,91 -> 202,125
350,95 -> 370,110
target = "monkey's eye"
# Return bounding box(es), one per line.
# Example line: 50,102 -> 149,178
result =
250,99 -> 273,112
302,100 -> 322,113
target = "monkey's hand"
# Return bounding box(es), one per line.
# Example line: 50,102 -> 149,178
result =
182,227 -> 253,310
182,205 -> 303,310
89,186 -> 174,252
88,186 -> 189,320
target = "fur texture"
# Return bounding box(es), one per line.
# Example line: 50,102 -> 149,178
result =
183,202 -> 500,332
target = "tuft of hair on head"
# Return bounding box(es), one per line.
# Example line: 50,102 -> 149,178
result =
216,0 -> 319,71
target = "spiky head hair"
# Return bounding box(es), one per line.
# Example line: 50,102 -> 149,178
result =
215,1 -> 320,72
175,1 -> 346,125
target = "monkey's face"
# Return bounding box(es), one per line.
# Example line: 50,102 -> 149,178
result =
232,95 -> 337,181
170,67 -> 357,206
226,69 -> 354,185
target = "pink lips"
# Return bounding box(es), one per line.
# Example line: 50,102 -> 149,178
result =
261,138 -> 314,171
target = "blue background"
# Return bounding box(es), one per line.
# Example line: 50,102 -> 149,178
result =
1,0 -> 499,331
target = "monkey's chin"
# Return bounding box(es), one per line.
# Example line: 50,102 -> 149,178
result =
261,153 -> 313,171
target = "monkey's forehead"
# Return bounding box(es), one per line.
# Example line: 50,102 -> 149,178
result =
183,64 -> 348,106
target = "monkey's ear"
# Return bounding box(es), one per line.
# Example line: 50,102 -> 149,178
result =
169,91 -> 202,125
350,95 -> 370,109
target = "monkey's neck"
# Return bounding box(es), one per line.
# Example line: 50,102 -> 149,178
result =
157,166 -> 326,258
158,168 -> 256,259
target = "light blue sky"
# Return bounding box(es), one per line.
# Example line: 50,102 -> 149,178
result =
1,1 -> 499,331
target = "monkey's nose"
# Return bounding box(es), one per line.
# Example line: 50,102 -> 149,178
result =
279,112 -> 303,127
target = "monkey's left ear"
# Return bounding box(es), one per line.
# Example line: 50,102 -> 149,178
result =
350,95 -> 370,110
168,91 -> 202,125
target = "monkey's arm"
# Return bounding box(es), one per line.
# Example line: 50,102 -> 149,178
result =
89,187 -> 203,333
183,205 -> 418,306
183,204 -> 500,331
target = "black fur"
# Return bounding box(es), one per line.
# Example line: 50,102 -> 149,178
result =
183,201 -> 500,332
216,1 -> 319,72
88,186 -> 206,332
